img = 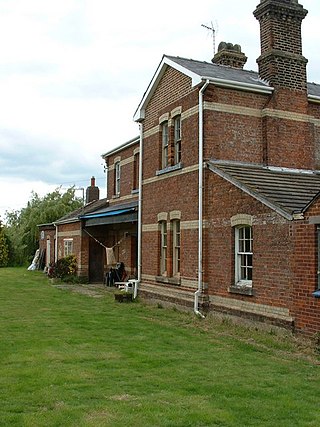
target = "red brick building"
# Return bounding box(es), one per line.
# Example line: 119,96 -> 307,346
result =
123,0 -> 320,336
41,0 -> 320,336
39,173 -> 139,282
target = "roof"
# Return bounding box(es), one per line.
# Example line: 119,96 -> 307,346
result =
80,200 -> 138,219
80,200 -> 138,227
101,136 -> 139,159
55,198 -> 109,225
134,54 -> 320,121
308,82 -> 320,99
166,56 -> 270,89
208,160 -> 320,220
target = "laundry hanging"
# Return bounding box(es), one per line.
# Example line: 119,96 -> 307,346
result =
83,228 -> 126,266
105,247 -> 116,266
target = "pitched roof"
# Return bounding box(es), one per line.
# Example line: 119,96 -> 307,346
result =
308,82 -> 320,99
55,198 -> 109,224
208,161 -> 320,220
101,136 -> 139,159
134,55 -> 320,121
80,200 -> 138,219
165,56 -> 270,89
80,200 -> 139,227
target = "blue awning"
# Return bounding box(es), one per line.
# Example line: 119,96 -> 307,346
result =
80,207 -> 135,220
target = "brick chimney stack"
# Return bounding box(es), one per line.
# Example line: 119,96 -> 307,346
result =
253,0 -> 314,170
85,176 -> 99,204
253,0 -> 308,96
212,42 -> 247,69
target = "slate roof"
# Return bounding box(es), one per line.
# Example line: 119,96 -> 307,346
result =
308,82 -> 320,98
80,200 -> 138,219
55,198 -> 109,224
208,161 -> 320,219
135,54 -> 320,121
165,55 -> 270,89
166,55 -> 320,98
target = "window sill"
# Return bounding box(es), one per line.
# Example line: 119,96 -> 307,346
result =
156,162 -> 183,176
112,194 -> 120,199
131,189 -> 139,195
228,285 -> 255,296
155,276 -> 181,286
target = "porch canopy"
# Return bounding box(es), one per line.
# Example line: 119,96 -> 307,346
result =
79,201 -> 138,227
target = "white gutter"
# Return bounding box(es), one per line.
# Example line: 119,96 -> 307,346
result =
194,79 -> 210,318
105,162 -> 109,201
136,123 -> 143,299
308,94 -> 320,104
201,76 -> 274,94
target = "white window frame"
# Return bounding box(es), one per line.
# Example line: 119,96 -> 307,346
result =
174,116 -> 181,164
172,219 -> 181,276
63,239 -> 73,257
160,221 -> 167,275
235,225 -> 253,287
133,152 -> 139,191
115,161 -> 121,195
162,121 -> 169,169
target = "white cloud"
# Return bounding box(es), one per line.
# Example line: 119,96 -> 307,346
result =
0,0 -> 319,219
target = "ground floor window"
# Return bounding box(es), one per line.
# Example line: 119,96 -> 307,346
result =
172,219 -> 180,276
235,225 -> 253,286
64,239 -> 73,257
160,221 -> 167,275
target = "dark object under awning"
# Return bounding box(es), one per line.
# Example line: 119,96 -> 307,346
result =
80,207 -> 137,227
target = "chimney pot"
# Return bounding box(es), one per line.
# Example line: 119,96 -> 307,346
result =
212,42 -> 247,69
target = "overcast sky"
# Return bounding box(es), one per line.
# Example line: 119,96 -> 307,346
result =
0,0 -> 319,220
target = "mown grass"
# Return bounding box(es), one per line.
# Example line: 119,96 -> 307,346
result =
0,267 -> 319,426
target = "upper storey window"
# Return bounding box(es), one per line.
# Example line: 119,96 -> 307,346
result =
174,115 -> 181,164
161,121 -> 169,169
158,109 -> 182,174
114,161 -> 121,196
133,151 -> 139,191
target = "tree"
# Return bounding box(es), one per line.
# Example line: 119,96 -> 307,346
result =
0,219 -> 9,267
4,187 -> 83,266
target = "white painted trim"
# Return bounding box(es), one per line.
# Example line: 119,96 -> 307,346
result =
308,94 -> 320,104
201,76 -> 273,94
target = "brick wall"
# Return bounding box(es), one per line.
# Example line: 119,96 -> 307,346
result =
105,141 -> 139,202
203,87 -> 266,163
137,63 -> 320,331
205,172 -> 293,310
57,222 -> 82,271
291,198 -> 320,335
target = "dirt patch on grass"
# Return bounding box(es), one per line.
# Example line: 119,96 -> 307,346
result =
51,282 -> 110,298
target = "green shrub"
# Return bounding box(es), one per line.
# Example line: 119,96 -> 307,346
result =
48,255 -> 77,279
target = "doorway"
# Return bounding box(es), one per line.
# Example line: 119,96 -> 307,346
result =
89,239 -> 104,283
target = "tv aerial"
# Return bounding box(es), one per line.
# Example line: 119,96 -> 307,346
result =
201,21 -> 218,56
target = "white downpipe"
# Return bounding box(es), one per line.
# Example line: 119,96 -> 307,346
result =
54,223 -> 58,263
135,123 -> 143,299
195,79 -> 210,318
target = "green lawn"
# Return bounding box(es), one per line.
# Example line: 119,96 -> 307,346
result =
0,268 -> 319,427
